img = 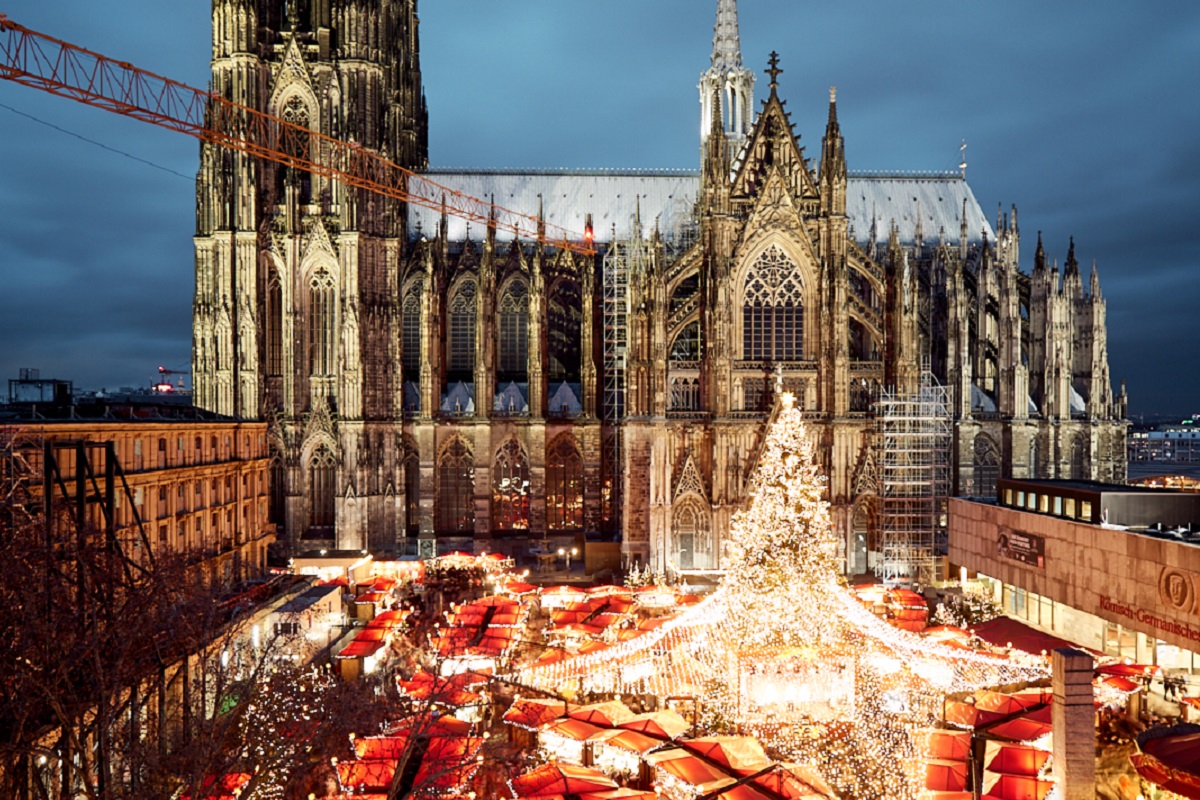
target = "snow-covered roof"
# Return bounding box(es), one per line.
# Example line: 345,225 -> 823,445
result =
410,169 -> 995,248
846,173 -> 995,248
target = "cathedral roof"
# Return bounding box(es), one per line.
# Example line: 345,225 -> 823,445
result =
411,169 -> 995,248
414,169 -> 700,245
846,173 -> 995,248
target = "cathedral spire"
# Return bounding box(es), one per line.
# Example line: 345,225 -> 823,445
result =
711,0 -> 744,71
700,0 -> 754,149
1064,235 -> 1079,277
1034,230 -> 1046,272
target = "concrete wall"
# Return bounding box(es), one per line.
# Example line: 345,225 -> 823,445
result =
949,498 -> 1200,653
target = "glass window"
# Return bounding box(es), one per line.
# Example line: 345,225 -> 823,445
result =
546,437 -> 584,531
491,440 -> 530,533
1004,489 -> 1013,505
448,281 -> 477,378
1017,491 -> 1025,507
1081,500 -> 1093,520
741,244 -> 803,362
402,288 -> 422,378
1065,497 -> 1076,518
498,282 -> 529,377
1053,496 -> 1062,515
437,439 -> 475,535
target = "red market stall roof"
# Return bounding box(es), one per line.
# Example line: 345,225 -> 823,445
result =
355,591 -> 387,604
1098,662 -> 1161,679
981,772 -> 1054,800
386,713 -> 474,738
337,638 -> 385,659
509,762 -> 619,797
368,609 -> 410,628
355,736 -> 409,760
984,741 -> 1050,777
504,697 -> 576,730
975,691 -> 1042,716
180,772 -> 252,800
971,617 -> 1098,657
544,717 -> 607,742
337,759 -> 396,792
1134,724 -> 1200,799
645,748 -> 736,793
568,700 -> 636,729
924,759 -> 969,792
1100,675 -> 1142,693
618,709 -> 690,740
592,729 -> 664,755
681,736 -> 772,772
922,729 -> 972,761
944,701 -> 1006,730
503,580 -> 539,595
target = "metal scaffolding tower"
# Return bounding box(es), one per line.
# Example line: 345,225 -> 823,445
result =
875,369 -> 951,585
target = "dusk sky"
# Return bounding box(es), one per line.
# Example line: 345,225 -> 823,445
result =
0,1 -> 1197,418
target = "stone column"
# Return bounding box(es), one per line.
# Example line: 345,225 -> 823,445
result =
1052,647 -> 1096,798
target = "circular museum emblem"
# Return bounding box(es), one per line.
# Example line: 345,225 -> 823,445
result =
1159,567 -> 1198,615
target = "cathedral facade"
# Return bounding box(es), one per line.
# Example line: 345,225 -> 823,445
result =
193,0 -> 1127,574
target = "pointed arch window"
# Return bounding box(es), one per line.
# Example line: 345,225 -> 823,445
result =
402,288 -> 422,378
404,442 -> 420,537
266,270 -> 283,377
548,279 -> 582,381
742,245 -> 803,362
437,439 -> 474,535
309,269 -> 336,376
447,281 -> 477,379
279,95 -> 312,203
672,499 -> 712,570
546,437 -> 583,531
491,440 -> 530,533
670,321 -> 702,363
973,435 -> 1000,499
498,282 -> 529,378
309,446 -> 336,532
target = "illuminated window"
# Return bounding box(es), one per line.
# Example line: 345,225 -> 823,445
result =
491,440 -> 529,533
742,245 -> 803,361
546,437 -> 583,531
973,435 -> 1000,499
309,270 -> 336,376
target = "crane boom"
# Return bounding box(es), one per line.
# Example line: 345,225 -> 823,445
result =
0,15 -> 596,256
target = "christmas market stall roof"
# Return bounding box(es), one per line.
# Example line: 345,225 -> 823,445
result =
1132,723 -> 1200,798
411,169 -> 994,247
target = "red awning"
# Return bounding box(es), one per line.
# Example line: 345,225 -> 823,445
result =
922,729 -> 972,761
504,697 -> 575,730
924,759 -> 969,792
337,639 -> 384,659
972,617 -> 1098,657
984,741 -> 1050,777
509,763 -> 619,797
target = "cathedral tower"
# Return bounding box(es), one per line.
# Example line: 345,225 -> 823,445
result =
699,0 -> 755,162
193,0 -> 428,552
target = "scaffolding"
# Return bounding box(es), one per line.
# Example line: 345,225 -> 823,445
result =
875,369 -> 951,585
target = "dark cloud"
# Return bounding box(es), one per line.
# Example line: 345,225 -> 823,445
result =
0,0 -> 1196,415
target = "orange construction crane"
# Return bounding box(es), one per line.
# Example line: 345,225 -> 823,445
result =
0,14 -> 597,256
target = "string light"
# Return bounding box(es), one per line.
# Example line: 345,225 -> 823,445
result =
513,394 -> 1049,798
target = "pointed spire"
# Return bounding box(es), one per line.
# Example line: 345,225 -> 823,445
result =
1034,231 -> 1046,272
711,0 -> 744,71
1090,259 -> 1102,299
766,51 -> 783,95
536,193 -> 545,242
826,86 -> 840,134
1064,235 -> 1079,277
1010,204 -> 1019,234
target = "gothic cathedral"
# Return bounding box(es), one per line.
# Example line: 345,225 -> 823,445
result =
193,0 -> 1127,574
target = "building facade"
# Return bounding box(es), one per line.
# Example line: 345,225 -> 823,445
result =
1,403 -> 274,583
193,0 -> 1127,573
